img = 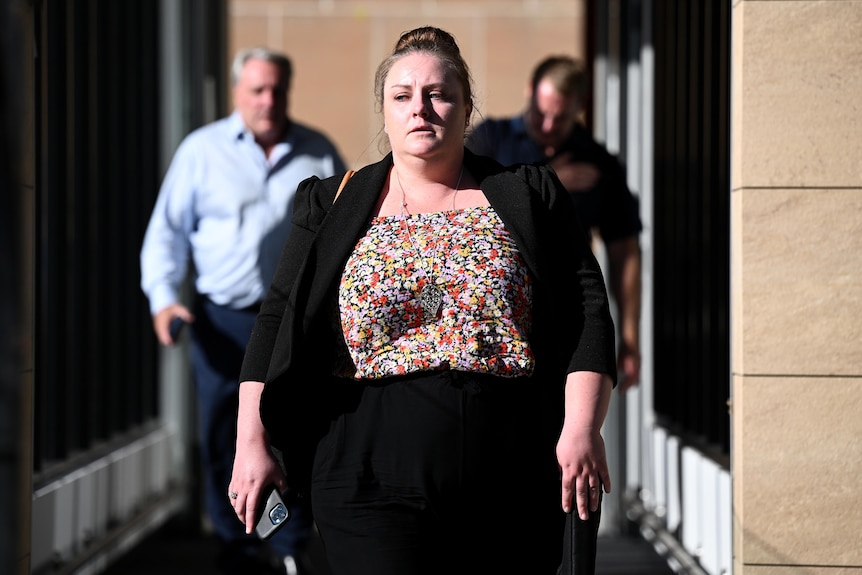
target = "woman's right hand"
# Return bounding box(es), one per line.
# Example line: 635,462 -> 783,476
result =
228,381 -> 288,533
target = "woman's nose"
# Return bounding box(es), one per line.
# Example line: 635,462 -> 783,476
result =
412,96 -> 429,117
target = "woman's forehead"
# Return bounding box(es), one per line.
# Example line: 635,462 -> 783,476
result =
387,53 -> 450,86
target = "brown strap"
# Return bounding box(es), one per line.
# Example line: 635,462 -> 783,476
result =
333,170 -> 356,204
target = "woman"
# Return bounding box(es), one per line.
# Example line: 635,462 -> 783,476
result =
229,26 -> 616,575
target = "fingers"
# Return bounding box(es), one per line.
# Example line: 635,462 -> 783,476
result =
228,451 -> 288,534
243,491 -> 259,534
153,305 -> 195,346
588,478 -> 601,513
227,486 -> 244,528
577,477 -> 591,520
560,474 -> 592,519
563,473 -> 606,520
561,476 -> 574,514
228,485 -> 259,534
601,468 -> 612,496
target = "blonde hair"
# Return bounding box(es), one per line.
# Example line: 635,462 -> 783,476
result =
373,26 -> 475,116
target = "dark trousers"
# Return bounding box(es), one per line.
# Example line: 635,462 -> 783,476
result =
311,371 -> 568,575
190,297 -> 313,569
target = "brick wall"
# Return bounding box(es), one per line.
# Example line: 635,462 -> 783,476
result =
229,0 -> 587,167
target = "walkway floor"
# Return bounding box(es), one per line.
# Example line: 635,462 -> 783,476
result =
101,518 -> 676,575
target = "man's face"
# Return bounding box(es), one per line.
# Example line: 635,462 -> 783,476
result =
526,78 -> 580,155
233,58 -> 288,145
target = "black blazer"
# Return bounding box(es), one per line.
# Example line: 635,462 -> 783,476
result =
241,149 -> 616,455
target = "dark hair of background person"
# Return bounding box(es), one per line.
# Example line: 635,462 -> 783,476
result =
530,55 -> 589,102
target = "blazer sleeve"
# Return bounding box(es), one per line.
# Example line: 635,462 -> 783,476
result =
239,173 -> 340,383
520,163 -> 618,383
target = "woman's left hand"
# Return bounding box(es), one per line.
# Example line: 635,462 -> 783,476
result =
556,425 -> 610,520
557,371 -> 613,520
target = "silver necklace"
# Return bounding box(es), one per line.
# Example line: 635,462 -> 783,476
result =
396,165 -> 464,319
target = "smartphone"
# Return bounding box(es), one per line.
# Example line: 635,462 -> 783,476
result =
254,485 -> 291,540
169,316 -> 186,341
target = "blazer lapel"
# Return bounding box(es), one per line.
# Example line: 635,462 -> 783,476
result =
296,157 -> 393,334
470,156 -> 546,284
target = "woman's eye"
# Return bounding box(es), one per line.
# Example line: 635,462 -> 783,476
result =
394,94 -> 409,102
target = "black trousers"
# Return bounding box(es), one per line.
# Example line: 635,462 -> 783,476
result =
310,371 -> 567,575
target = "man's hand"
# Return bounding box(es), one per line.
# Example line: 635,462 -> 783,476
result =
153,304 -> 194,346
617,342 -> 641,393
550,153 -> 601,192
607,237 -> 642,393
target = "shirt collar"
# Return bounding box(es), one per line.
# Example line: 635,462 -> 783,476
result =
228,111 -> 248,141
229,110 -> 292,145
512,113 -> 530,137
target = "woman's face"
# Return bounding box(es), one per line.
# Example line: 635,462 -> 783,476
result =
383,52 -> 470,160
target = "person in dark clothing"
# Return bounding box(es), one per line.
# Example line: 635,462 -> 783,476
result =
228,28 -> 617,575
469,55 -> 642,392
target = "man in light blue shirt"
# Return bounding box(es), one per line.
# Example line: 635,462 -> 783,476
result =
140,46 -> 346,575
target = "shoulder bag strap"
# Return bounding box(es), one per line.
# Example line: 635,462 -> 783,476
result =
333,170 -> 356,204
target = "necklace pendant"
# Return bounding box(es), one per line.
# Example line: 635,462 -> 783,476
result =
419,284 -> 444,318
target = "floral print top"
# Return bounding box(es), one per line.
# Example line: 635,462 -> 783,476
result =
338,206 -> 534,379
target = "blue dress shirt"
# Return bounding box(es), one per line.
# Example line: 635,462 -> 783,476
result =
140,111 -> 346,313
